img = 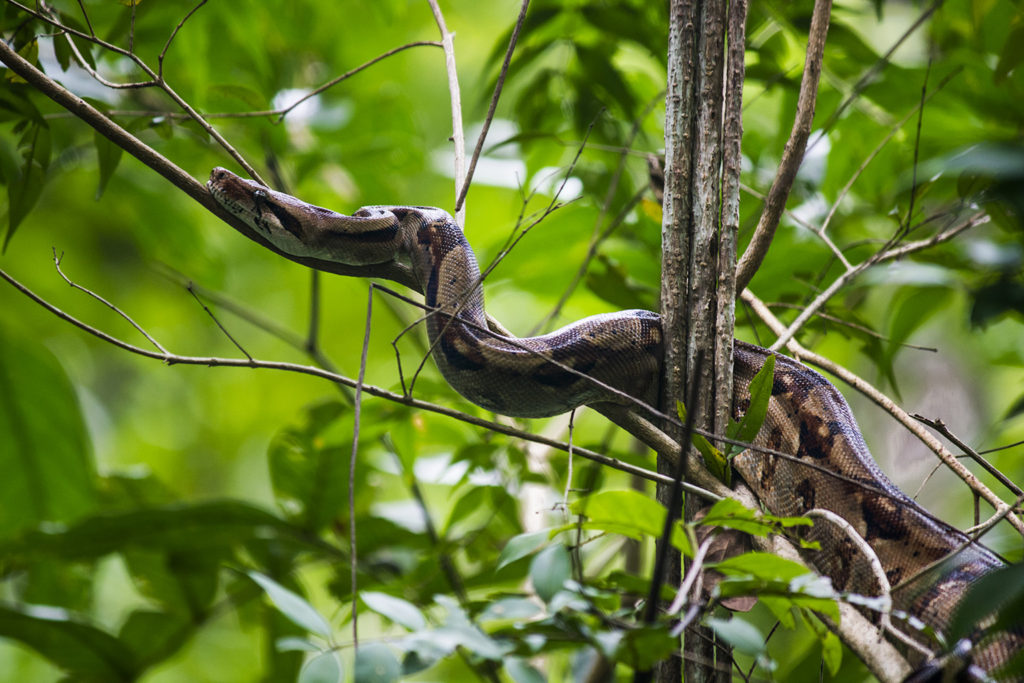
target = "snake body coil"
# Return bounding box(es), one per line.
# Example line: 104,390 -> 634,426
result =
208,167 -> 1020,678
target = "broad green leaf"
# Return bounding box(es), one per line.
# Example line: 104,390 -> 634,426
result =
93,130 -> 123,200
116,610 -> 190,668
478,597 -> 542,623
0,603 -> 137,680
699,497 -> 811,536
497,530 -> 549,570
122,547 -> 222,615
678,401 -> 730,484
0,323 -> 96,539
268,401 -> 362,531
505,657 -> 545,683
5,120 -> 49,245
276,637 -> 322,652
1,501 -> 295,562
713,552 -> 816,582
706,616 -> 766,656
360,591 -> 425,631
354,642 -> 401,683
248,572 -> 332,639
726,355 -> 775,459
570,489 -> 693,556
530,544 -> 570,603
300,651 -> 343,683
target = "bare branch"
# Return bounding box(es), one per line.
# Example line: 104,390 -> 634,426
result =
186,284 -> 252,361
0,38 -> 419,289
734,0 -> 831,292
157,0 -> 208,76
52,250 -> 168,355
275,41 -> 443,121
768,211 -> 988,352
1,264 -> 711,499
911,415 -> 1024,498
455,0 -> 530,214
741,288 -> 1024,537
427,0 -> 467,227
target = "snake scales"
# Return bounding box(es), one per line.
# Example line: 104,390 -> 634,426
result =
208,167 -> 1020,679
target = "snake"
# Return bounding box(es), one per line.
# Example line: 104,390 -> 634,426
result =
207,166 -> 1020,679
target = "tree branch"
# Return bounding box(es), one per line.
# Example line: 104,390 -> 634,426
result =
0,38 -> 419,289
741,288 -> 1024,537
427,0 -> 467,227
734,0 -> 831,292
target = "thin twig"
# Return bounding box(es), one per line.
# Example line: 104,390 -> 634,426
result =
349,285 -> 375,648
186,284 -> 253,361
427,0 -> 467,226
2,264 -> 713,498
768,211 -> 988,352
157,0 -> 208,77
667,536 -> 715,616
0,38 -> 419,289
734,0 -> 831,292
817,69 -> 959,237
455,0 -> 530,214
911,415 -> 1024,497
52,249 -> 168,354
804,509 -> 933,659
812,1 -> 940,144
275,41 -> 443,122
742,288 -> 1024,537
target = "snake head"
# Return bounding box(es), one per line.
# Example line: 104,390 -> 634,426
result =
207,167 -> 321,255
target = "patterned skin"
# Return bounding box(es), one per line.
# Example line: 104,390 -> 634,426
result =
209,167 -> 1020,678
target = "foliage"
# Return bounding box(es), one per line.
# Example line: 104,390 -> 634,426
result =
0,0 -> 1022,681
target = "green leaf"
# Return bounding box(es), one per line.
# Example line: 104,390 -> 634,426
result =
0,603 -> 137,681
0,323 -> 96,539
820,629 -> 842,676
497,530 -> 549,570
360,591 -> 425,631
354,642 -> 401,683
268,401 -> 357,531
530,544 -> 570,603
726,355 -> 775,459
705,616 -> 766,656
478,597 -> 543,623
713,552 -> 815,582
699,498 -> 811,537
5,120 -> 49,247
116,610 -> 190,668
677,401 -> 730,484
276,637 -> 322,652
93,130 -> 123,200
505,657 -> 545,683
1,501 -> 295,562
248,571 -> 333,639
299,651 -> 343,683
996,25 -> 1024,82
570,489 -> 693,556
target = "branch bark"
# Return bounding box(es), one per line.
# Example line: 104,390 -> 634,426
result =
734,0 -> 831,292
0,38 -> 419,290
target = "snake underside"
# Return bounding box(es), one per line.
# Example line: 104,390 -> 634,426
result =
208,167 -> 1021,679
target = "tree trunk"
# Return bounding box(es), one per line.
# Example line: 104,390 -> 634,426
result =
659,0 -> 745,680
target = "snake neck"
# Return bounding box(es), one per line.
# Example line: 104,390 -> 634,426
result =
400,208 -> 487,329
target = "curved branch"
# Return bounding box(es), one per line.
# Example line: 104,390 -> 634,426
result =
0,38 -> 419,289
741,288 -> 1024,537
734,0 -> 831,292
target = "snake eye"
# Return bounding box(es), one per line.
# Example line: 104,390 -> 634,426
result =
253,189 -> 267,202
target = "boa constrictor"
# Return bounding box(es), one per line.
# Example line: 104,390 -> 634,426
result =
207,167 -> 1019,679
